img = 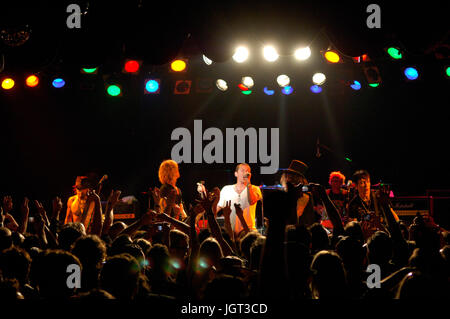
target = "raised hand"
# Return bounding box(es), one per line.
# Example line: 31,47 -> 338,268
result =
34,200 -> 50,226
21,197 -> 30,218
51,196 -> 63,220
2,196 -> 13,213
86,189 -> 101,205
150,187 -> 161,205
107,190 -> 122,208
223,200 -> 232,218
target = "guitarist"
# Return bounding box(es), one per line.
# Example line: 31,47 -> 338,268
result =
347,170 -> 399,240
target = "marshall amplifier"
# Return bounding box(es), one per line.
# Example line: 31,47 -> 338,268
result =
390,196 -> 429,217
103,195 -> 140,224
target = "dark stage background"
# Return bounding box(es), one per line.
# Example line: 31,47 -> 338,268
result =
0,1 -> 449,227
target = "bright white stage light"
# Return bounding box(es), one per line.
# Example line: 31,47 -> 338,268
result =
294,47 -> 311,61
233,46 -> 249,63
203,55 -> 213,65
263,45 -> 279,62
241,76 -> 254,89
216,79 -> 228,91
312,73 -> 326,85
276,74 -> 290,87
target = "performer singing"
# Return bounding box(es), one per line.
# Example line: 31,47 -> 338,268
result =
216,163 -> 262,235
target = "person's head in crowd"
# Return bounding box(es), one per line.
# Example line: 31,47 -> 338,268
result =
329,171 -> 346,193
72,288 -> 116,300
198,228 -> 211,245
285,241 -> 312,298
310,250 -> 348,299
0,278 -> 23,299
108,221 -> 127,241
109,234 -> 133,256
158,159 -> 180,186
408,247 -> 447,277
336,236 -> 365,274
352,170 -> 371,199
366,231 -> 393,267
58,222 -> 85,251
32,249 -> 82,299
409,214 -> 441,252
285,224 -> 312,250
11,232 -> 25,247
239,231 -> 260,262
0,246 -> 32,287
147,243 -> 170,277
344,221 -> 364,244
71,235 -> 106,270
100,253 -> 140,299
203,274 -> 247,300
134,238 -> 152,258
22,234 -> 41,254
217,256 -> 245,277
395,271 -> 436,299
199,237 -> 223,269
249,236 -> 265,271
0,227 -> 13,252
309,223 -> 330,254
119,244 -> 147,271
169,229 -> 189,261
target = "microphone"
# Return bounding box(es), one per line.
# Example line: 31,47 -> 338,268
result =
98,174 -> 108,185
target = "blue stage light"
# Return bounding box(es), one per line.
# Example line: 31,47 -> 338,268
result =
350,80 -> 361,90
145,79 -> 159,93
310,85 -> 322,93
52,78 -> 65,88
404,67 -> 419,80
264,87 -> 274,95
281,86 -> 293,95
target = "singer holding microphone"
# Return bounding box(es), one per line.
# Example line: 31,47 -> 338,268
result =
216,163 -> 262,236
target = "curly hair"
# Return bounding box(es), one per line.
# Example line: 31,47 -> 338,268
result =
158,160 -> 180,185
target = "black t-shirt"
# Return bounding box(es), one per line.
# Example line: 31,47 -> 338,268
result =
348,192 -> 386,238
326,189 -> 348,216
160,184 -> 183,205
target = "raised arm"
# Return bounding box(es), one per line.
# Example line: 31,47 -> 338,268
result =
101,190 -> 122,237
311,183 -> 344,237
199,188 -> 234,256
234,203 -> 250,236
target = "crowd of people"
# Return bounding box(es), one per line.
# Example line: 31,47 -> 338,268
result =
0,159 -> 448,300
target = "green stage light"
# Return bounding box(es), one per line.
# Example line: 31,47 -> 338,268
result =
107,84 -> 121,96
387,47 -> 402,60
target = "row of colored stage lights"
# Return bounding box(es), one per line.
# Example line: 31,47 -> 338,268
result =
1,65 -> 438,93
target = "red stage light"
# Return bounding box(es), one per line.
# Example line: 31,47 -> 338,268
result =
124,60 -> 140,73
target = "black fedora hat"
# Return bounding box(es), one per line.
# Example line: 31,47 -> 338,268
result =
285,160 -> 308,177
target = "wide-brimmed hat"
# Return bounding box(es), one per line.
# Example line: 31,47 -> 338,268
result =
285,160 -> 308,177
73,176 -> 93,190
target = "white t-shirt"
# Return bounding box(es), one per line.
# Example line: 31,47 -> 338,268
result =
217,184 -> 262,234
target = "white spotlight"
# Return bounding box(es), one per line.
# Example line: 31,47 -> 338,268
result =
216,79 -> 228,91
203,55 -> 213,65
312,73 -> 326,85
233,46 -> 249,63
263,45 -> 279,62
242,76 -> 254,89
294,47 -> 311,61
276,75 -> 290,87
